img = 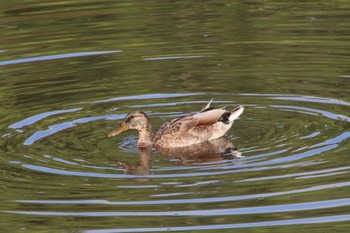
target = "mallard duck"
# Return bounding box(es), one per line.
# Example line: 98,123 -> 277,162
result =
108,100 -> 244,148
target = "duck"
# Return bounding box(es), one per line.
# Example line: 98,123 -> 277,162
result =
108,99 -> 244,148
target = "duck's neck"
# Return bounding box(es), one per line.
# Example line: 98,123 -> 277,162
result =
137,125 -> 152,148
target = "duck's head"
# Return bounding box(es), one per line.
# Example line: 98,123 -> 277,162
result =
108,111 -> 150,137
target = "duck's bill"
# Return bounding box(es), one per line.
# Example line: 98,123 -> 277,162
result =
108,122 -> 129,137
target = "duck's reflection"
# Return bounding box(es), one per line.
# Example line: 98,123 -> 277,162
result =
114,147 -> 152,175
114,137 -> 242,177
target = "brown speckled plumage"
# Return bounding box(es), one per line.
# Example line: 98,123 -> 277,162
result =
157,137 -> 243,163
108,100 -> 244,148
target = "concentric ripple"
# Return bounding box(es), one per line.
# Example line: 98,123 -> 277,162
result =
2,93 -> 350,232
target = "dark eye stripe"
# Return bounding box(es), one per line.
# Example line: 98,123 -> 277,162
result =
126,115 -> 135,122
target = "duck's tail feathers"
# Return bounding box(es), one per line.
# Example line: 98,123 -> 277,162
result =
217,106 -> 244,124
229,106 -> 244,122
200,98 -> 214,112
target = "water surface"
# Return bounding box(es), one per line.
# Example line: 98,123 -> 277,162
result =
1,1 -> 350,232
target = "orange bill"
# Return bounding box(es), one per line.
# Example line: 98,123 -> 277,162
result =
108,122 -> 129,137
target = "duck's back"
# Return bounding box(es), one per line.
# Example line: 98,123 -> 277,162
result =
152,107 -> 243,148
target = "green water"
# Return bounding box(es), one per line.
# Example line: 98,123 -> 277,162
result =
0,1 -> 350,232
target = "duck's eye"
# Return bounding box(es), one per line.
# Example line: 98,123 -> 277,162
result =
129,115 -> 135,120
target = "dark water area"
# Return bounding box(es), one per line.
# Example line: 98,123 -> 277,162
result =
0,1 -> 349,232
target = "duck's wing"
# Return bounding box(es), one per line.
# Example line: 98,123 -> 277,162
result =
160,109 -> 226,134
162,106 -> 244,133
191,108 -> 226,125
193,106 -> 243,124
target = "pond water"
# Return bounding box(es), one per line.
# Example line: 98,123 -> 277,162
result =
1,1 -> 350,232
